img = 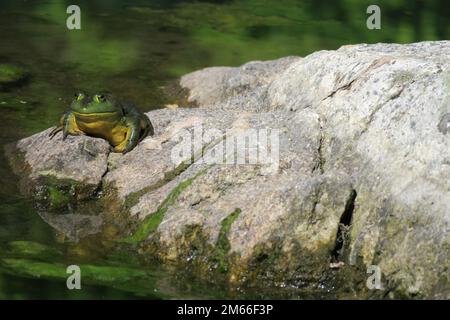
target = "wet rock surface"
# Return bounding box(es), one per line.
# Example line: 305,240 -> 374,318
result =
6,41 -> 450,298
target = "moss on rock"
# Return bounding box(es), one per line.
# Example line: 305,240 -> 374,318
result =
121,174 -> 202,244
34,175 -> 85,210
213,208 -> 241,273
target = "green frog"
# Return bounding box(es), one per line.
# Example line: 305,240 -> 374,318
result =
50,93 -> 154,153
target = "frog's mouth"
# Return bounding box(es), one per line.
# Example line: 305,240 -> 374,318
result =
73,111 -> 121,123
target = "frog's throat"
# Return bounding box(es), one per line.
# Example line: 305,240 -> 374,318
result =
73,111 -> 121,123
73,111 -> 125,144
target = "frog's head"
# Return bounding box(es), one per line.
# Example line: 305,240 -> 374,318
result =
70,93 -> 123,115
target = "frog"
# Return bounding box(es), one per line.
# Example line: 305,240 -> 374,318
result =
49,93 -> 154,153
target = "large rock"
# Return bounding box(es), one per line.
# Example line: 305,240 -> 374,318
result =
6,129 -> 110,205
6,41 -> 450,298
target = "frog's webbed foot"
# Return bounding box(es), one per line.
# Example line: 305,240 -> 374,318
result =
62,130 -> 85,141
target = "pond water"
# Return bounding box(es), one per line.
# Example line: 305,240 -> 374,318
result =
0,0 -> 448,299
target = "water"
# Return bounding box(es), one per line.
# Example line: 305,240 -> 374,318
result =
0,0 -> 448,299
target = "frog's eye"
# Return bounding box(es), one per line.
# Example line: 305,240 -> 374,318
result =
94,94 -> 106,103
75,93 -> 85,101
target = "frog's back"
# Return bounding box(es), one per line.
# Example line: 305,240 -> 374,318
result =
122,102 -> 144,116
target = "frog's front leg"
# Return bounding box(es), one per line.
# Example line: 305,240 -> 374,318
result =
50,110 -> 84,140
113,116 -> 140,154
62,111 -> 85,140
49,111 -> 68,139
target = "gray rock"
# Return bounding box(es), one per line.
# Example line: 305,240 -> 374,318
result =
180,56 -> 301,112
6,128 -> 110,199
6,41 -> 450,298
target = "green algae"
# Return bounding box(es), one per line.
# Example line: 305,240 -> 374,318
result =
6,241 -> 63,262
125,209 -> 166,244
123,160 -> 192,211
47,186 -> 72,209
0,258 -> 163,298
124,138 -> 221,211
0,240 -> 168,298
34,175 -> 83,210
213,208 -> 241,273
121,173 -> 202,244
